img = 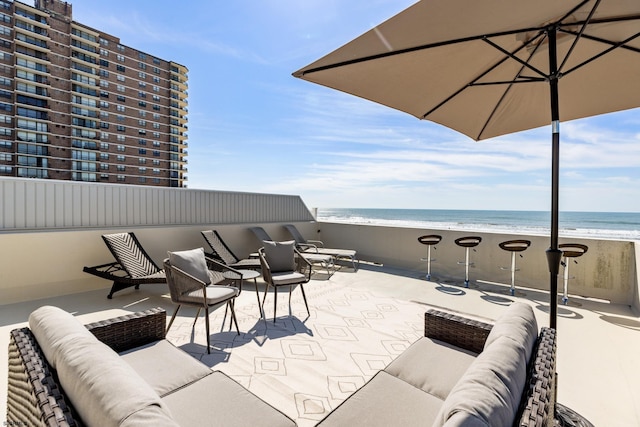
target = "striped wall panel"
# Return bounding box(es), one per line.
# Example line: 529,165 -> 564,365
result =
0,178 -> 314,230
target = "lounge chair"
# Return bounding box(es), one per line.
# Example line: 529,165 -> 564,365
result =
164,248 -> 240,353
258,241 -> 312,322
283,224 -> 359,271
201,230 -> 261,270
83,232 -> 166,299
249,226 -> 335,277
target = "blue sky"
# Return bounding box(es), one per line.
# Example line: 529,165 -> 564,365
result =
69,0 -> 640,212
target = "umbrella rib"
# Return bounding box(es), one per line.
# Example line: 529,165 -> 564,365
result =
297,26 -> 547,76
557,0 -> 601,73
421,31 -> 546,137
483,37 -> 548,79
560,31 -> 640,77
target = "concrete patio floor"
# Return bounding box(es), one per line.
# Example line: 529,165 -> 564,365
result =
2,264 -> 639,426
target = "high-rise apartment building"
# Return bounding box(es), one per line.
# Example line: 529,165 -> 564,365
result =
0,0 -> 188,187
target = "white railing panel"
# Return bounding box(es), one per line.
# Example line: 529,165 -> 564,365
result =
0,178 -> 313,230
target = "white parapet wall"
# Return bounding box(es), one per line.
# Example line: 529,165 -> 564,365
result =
297,221 -> 638,310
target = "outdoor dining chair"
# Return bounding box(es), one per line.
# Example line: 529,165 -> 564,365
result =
258,241 -> 312,323
164,247 -> 240,354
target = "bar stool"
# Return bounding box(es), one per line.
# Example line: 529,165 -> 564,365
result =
559,243 -> 588,305
455,236 -> 482,288
417,235 -> 442,280
498,239 -> 531,296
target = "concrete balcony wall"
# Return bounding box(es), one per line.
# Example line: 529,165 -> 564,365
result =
303,221 -> 638,310
1,177 -> 637,313
0,178 -> 314,304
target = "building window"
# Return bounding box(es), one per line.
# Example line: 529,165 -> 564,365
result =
116,85 -> 125,92
117,53 -> 125,61
117,74 -> 125,82
139,158 -> 146,164
100,163 -> 109,170
153,150 -> 160,157
117,155 -> 125,161
139,62 -> 146,70
138,120 -> 146,126
139,52 -> 146,60
138,177 -> 146,183
139,101 -> 147,107
100,70 -> 109,77
117,135 -> 125,142
100,101 -> 109,108
117,95 -> 125,102
139,81 -> 146,88
116,105 -> 125,112
100,142 -> 109,149
117,165 -> 125,171
100,59 -> 109,67
100,153 -> 109,160
139,111 -> 146,117
117,145 -> 125,152
100,122 -> 109,129
116,125 -> 125,132
117,175 -> 125,181
116,65 -> 125,72
138,149 -> 146,155
138,91 -> 146,98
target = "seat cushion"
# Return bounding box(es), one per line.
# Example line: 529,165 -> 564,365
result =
169,247 -> 211,284
434,335 -> 529,427
271,271 -> 307,285
162,371 -> 296,427
317,371 -> 444,427
263,240 -> 296,272
483,302 -> 538,362
181,285 -> 238,305
384,337 -> 477,400
120,339 -> 213,397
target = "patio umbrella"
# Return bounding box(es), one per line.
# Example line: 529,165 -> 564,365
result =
293,0 -> 640,329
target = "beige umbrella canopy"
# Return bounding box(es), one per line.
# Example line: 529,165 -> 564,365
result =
294,0 -> 640,329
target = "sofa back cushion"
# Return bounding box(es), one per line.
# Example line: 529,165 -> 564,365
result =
483,302 -> 538,362
30,306 -> 177,426
434,335 -> 529,427
29,305 -> 95,369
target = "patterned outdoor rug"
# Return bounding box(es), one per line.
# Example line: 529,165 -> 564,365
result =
165,279 -> 425,426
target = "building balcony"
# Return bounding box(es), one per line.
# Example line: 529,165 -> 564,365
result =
0,177 -> 638,427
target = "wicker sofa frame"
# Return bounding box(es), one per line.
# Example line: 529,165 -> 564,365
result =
7,308 -> 166,426
7,306 -> 589,427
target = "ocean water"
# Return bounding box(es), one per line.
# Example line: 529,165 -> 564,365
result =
316,208 -> 640,241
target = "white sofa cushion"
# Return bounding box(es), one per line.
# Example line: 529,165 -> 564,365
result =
120,339 -> 213,397
384,337 -> 478,400
162,371 -> 297,427
29,305 -> 95,369
30,306 -> 176,427
434,335 -> 528,427
483,302 -> 538,362
317,370 -> 445,427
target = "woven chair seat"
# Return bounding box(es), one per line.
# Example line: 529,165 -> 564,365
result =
271,271 -> 308,286
181,286 -> 239,305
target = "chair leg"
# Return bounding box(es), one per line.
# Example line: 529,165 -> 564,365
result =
299,284 -> 310,316
193,307 -> 201,327
273,286 -> 278,323
204,306 -> 210,354
167,305 -> 181,333
228,300 -> 240,335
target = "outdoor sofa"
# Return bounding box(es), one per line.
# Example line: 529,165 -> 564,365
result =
315,302 -> 557,426
6,306 -> 296,427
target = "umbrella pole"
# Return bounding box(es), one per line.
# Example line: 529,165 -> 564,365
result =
545,27 -> 563,330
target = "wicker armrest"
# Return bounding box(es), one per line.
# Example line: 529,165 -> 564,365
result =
424,309 -> 493,354
85,307 -> 166,353
8,328 -> 79,427
517,327 -> 557,427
